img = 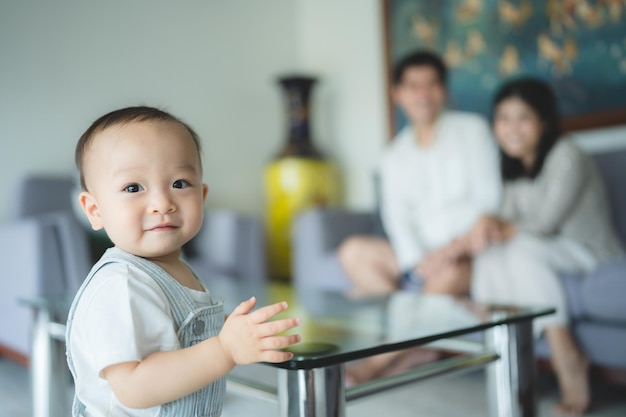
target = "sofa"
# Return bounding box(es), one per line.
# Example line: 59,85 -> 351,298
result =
0,175 -> 267,363
292,148 -> 626,369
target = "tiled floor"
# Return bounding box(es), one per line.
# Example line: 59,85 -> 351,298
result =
1,356 -> 625,417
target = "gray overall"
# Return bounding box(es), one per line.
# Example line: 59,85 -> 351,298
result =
66,248 -> 226,417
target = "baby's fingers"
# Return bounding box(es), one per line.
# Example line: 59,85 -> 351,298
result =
259,334 -> 302,363
249,301 -> 290,323
230,296 -> 257,316
258,317 -> 301,337
261,349 -> 295,363
261,334 -> 302,351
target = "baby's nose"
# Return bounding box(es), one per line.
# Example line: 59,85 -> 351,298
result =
150,190 -> 176,213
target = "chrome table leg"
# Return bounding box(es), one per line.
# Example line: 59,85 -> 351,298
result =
485,318 -> 536,417
278,365 -> 345,417
31,308 -> 69,417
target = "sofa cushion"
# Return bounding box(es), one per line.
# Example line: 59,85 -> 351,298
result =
580,259 -> 626,323
576,320 -> 626,368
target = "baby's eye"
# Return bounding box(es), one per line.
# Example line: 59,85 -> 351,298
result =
124,184 -> 144,193
173,180 -> 190,189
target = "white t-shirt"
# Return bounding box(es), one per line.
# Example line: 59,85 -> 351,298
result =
68,261 -> 213,417
380,110 -> 501,270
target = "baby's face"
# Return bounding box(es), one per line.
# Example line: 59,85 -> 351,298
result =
79,120 -> 208,262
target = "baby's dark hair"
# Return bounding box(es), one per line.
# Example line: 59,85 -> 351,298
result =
76,106 -> 202,190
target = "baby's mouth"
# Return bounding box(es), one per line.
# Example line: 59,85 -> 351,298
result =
148,223 -> 178,231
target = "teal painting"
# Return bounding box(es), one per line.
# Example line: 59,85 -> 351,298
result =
385,0 -> 626,132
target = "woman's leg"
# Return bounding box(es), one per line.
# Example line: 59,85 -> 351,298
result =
473,234 -> 592,415
505,236 -> 591,414
545,326 -> 590,416
503,234 -> 596,332
337,236 -> 400,296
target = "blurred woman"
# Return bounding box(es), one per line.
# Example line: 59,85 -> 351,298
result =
466,78 -> 624,415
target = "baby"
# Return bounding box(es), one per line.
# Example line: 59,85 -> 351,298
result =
66,106 -> 300,416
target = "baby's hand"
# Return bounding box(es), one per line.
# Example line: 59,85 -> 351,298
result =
218,297 -> 301,365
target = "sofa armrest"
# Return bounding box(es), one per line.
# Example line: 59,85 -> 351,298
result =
186,210 -> 266,285
292,208 -> 377,291
581,259 -> 626,323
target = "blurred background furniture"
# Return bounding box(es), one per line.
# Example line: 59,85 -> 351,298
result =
292,148 -> 626,370
0,174 -> 267,364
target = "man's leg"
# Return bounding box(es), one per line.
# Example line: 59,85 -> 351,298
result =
345,347 -> 441,387
337,236 -> 400,296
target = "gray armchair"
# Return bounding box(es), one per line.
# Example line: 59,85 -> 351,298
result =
185,209 -> 267,288
0,174 -> 267,362
0,211 -> 90,361
292,209 -> 376,294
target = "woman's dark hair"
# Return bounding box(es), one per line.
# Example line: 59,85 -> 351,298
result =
393,50 -> 447,87
492,77 -> 561,180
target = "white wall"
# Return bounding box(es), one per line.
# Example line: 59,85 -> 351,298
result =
294,0 -> 388,209
0,1 -> 299,221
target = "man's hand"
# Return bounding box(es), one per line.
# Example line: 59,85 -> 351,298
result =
418,237 -> 469,280
418,247 -> 449,280
496,220 -> 516,242
218,297 -> 301,365
463,215 -> 517,255
422,257 -> 471,295
464,215 -> 500,254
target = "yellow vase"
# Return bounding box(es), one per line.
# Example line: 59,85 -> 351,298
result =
265,157 -> 339,280
265,76 -> 340,281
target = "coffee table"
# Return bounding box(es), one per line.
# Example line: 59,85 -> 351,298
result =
23,280 -> 553,417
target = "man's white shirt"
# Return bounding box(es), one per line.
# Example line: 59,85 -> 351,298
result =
379,110 -> 501,271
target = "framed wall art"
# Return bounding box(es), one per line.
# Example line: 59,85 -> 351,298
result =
383,0 -> 626,134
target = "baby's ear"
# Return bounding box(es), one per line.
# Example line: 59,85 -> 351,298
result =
78,191 -> 104,230
202,183 -> 209,202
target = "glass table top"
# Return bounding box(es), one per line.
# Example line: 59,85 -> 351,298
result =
266,286 -> 554,370
22,275 -> 555,370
